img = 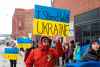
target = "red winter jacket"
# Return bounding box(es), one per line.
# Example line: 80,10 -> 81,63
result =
25,41 -> 64,67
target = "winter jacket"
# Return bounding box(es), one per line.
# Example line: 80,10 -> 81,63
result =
25,40 -> 64,67
82,49 -> 100,61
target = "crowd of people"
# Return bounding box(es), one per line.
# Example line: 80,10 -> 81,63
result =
24,36 -> 100,67
1,36 -> 100,67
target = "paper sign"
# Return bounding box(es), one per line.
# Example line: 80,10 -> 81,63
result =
34,5 -> 70,22
33,19 -> 70,37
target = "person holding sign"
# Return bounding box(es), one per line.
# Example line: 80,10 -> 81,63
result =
25,36 -> 64,67
5,41 -> 18,67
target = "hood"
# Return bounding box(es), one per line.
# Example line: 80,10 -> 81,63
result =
38,36 -> 51,51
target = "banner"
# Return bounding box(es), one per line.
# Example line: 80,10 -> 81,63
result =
33,19 -> 70,37
34,5 -> 70,22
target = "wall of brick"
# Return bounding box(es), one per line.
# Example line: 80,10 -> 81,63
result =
53,0 -> 100,16
12,9 -> 33,38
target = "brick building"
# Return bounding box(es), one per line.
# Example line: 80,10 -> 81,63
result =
52,0 -> 100,41
12,9 -> 33,38
53,0 -> 100,16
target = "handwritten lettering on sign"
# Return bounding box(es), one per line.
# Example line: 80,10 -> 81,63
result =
33,19 -> 70,37
34,5 -> 70,22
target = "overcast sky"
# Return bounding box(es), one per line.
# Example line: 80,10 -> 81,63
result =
0,0 -> 52,34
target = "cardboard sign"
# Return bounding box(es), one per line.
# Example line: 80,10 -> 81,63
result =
33,19 -> 70,37
34,5 -> 70,22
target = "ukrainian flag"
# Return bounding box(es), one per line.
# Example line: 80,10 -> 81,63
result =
17,37 -> 32,48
